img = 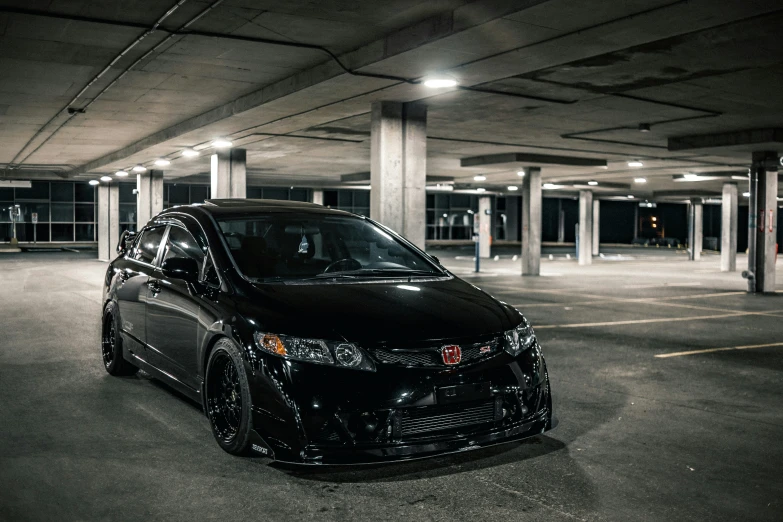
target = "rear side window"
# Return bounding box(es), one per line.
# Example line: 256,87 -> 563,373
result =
133,227 -> 166,264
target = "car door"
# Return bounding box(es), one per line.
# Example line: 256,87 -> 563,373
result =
145,224 -> 204,390
115,225 -> 167,361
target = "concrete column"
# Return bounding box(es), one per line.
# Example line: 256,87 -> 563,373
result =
578,190 -> 593,266
98,183 -> 119,261
592,199 -> 600,256
370,101 -> 427,250
478,196 -> 491,258
311,189 -> 324,205
136,170 -> 163,230
721,183 -> 738,272
688,198 -> 703,261
521,167 -> 542,275
749,151 -> 778,293
210,148 -> 246,199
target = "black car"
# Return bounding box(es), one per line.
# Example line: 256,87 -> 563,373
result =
101,199 -> 555,464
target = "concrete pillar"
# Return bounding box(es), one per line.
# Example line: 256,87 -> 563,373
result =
578,190 -> 593,266
478,196 -> 491,259
688,198 -> 703,261
137,170 -> 163,230
721,183 -> 738,272
521,167 -> 542,275
312,189 -> 324,205
370,101 -> 427,250
749,151 -> 778,293
98,183 -> 119,261
211,148 -> 246,199
592,199 -> 600,256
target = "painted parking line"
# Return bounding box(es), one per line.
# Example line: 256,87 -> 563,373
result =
508,291 -> 747,310
655,342 -> 783,358
623,282 -> 703,289
534,310 -> 781,329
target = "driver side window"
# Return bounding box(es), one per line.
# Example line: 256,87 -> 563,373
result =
132,226 -> 166,265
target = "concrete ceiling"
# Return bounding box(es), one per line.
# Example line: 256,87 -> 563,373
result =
1,0 -> 782,200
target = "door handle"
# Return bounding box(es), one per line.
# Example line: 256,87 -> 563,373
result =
119,270 -> 131,282
147,280 -> 161,295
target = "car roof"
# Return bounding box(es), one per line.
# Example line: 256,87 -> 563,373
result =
159,198 -> 358,220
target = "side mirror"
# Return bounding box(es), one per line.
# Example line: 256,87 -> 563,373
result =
160,257 -> 199,282
117,230 -> 136,255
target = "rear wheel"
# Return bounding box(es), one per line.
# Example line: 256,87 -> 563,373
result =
101,303 -> 138,376
205,338 -> 253,455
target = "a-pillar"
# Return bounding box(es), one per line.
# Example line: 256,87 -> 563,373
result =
748,151 -> 778,293
720,183 -> 738,272
97,183 -> 119,261
521,167 -> 542,275
478,196 -> 491,258
592,199 -> 600,256
137,170 -> 163,230
311,189 -> 324,205
211,148 -> 246,199
578,190 -> 593,265
688,198 -> 703,261
370,101 -> 427,249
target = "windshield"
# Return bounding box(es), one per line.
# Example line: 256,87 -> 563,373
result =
216,213 -> 443,281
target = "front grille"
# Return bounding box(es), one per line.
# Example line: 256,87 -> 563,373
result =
400,400 -> 497,436
373,338 -> 500,367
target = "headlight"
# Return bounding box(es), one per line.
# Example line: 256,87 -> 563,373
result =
253,333 -> 375,372
503,317 -> 536,356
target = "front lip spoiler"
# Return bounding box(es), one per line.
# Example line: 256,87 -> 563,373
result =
282,409 -> 553,466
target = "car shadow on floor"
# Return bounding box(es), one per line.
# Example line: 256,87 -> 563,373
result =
275,435 -> 566,483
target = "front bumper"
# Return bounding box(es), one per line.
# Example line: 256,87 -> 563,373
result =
247,342 -> 554,464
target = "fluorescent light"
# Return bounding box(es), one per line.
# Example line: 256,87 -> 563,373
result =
731,175 -> 748,180
543,183 -> 562,190
476,188 -> 486,193
743,192 -> 750,197
507,186 -> 519,191
212,138 -> 233,148
422,77 -> 458,88
517,171 -> 525,177
634,177 -> 647,183
683,173 -> 699,180
100,175 -> 112,182
132,165 -> 146,172
181,148 -> 199,157
627,160 -> 643,167
627,195 -> 634,199
88,180 -> 100,186
114,170 -> 128,177
473,175 -> 486,181
587,181 -> 598,186
154,158 -> 171,166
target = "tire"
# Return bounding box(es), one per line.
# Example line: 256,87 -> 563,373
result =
101,302 -> 139,376
204,338 -> 254,455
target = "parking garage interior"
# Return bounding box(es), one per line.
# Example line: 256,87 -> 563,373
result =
1,0 -> 782,520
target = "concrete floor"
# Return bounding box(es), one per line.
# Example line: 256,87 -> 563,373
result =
1,251 -> 782,521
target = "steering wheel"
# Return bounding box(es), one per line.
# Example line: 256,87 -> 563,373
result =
323,258 -> 362,274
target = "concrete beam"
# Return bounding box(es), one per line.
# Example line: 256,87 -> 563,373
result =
97,184 -> 119,262
521,167 -> 542,276
137,170 -> 163,230
210,149 -> 246,199
669,128 -> 783,152
578,190 -> 593,266
721,183 -> 738,272
342,172 -> 453,183
461,153 -> 607,168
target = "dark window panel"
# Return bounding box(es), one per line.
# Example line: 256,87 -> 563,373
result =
15,181 -> 49,200
190,185 -> 209,203
451,194 -> 471,208
19,202 -> 49,222
51,203 -> 74,222
50,182 -> 74,202
0,188 -> 13,200
264,188 -> 289,200
75,224 -> 95,242
0,203 -> 13,223
119,203 -> 136,224
119,182 -> 136,203
34,223 -> 50,242
168,184 -> 189,205
353,191 -> 370,207
75,182 -> 96,202
247,187 -> 264,199
51,224 -> 74,241
338,191 -> 352,208
426,194 -> 435,208
290,188 -> 308,202
323,190 -> 338,207
75,204 -> 95,222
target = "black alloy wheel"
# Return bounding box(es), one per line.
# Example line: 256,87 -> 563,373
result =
101,303 -> 138,376
205,339 -> 253,455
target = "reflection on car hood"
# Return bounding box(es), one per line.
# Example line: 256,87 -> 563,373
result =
240,276 -> 519,344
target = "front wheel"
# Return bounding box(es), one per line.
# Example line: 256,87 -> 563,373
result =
205,338 -> 253,455
101,303 -> 138,376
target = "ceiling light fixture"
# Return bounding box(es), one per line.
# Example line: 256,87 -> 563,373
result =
508,186 -> 519,191
473,175 -> 486,181
100,175 -> 112,182
154,158 -> 171,166
542,183 -> 562,190
627,160 -> 643,167
683,173 -> 700,180
638,123 -> 651,132
517,171 -> 525,177
114,170 -> 128,177
132,165 -> 147,172
212,138 -> 233,148
587,181 -> 598,186
181,148 -> 199,157
743,192 -> 750,197
627,195 -> 634,199
422,76 -> 458,88
476,187 -> 486,193
634,177 -> 647,183
731,175 -> 748,180
88,180 -> 100,186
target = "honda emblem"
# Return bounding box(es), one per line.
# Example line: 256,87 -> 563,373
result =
441,345 -> 462,365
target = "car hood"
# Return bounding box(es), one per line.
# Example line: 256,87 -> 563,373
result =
237,276 -> 520,344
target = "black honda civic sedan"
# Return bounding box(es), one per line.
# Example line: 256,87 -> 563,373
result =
101,199 -> 555,464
